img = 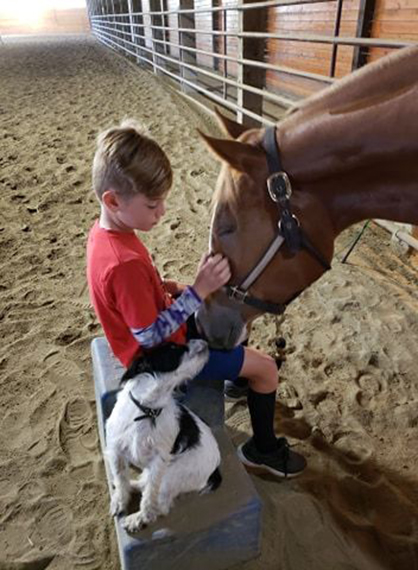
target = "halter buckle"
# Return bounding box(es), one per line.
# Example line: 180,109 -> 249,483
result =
267,172 -> 292,204
228,286 -> 248,304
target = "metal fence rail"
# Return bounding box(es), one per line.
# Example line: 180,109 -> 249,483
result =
86,0 -> 416,126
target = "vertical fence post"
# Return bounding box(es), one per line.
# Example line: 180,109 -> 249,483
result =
149,0 -> 166,75
237,0 -> 266,126
86,0 -> 93,28
329,0 -> 343,77
114,0 -> 121,43
179,0 -> 197,92
222,8 -> 228,100
109,0 -> 117,43
122,0 -> 130,53
132,0 -> 147,65
128,0 -> 140,64
352,0 -> 376,70
161,0 -> 169,54
118,0 -> 124,44
127,0 -> 135,44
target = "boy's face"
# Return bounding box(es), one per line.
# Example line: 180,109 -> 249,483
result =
105,190 -> 167,232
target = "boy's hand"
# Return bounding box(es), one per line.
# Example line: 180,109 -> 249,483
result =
193,253 -> 231,300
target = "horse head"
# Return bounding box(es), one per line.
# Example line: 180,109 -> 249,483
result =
196,46 -> 418,350
195,109 -> 335,350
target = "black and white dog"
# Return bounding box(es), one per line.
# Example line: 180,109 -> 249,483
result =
106,340 -> 222,532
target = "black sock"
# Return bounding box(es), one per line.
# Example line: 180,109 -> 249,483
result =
233,376 -> 248,388
247,388 -> 277,453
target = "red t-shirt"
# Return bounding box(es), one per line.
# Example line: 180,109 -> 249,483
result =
87,221 -> 187,367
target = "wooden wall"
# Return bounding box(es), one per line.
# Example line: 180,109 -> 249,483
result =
141,0 -> 155,50
368,0 -> 418,62
167,0 -> 181,58
265,0 -> 359,99
90,0 -> 417,104
265,0 -> 418,99
194,0 -> 216,67
0,8 -> 89,35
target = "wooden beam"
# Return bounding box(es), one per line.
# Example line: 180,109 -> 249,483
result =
352,0 -> 376,71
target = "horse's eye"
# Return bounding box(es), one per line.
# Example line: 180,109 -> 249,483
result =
218,227 -> 235,237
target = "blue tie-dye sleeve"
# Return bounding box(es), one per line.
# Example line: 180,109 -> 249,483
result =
130,286 -> 201,348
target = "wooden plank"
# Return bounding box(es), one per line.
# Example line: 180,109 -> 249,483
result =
269,11 -> 362,22
372,20 -> 418,36
373,0 -> 418,9
168,0 -> 181,57
374,7 -> 418,18
265,0 -> 364,100
195,0 -> 216,68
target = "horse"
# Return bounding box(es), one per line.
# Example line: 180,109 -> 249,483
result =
195,45 -> 418,350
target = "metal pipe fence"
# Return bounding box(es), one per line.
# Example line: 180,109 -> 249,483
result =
86,0 -> 416,126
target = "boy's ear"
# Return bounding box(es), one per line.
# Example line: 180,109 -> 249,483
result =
102,189 -> 121,211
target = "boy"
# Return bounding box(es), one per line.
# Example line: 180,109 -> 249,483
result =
87,119 -> 306,478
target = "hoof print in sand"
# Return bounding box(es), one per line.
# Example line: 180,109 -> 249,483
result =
32,499 -> 74,551
58,398 -> 95,464
333,431 -> 374,464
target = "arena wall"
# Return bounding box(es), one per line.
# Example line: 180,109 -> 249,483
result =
0,8 -> 89,35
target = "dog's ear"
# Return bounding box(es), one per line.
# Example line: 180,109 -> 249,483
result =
120,355 -> 153,384
145,343 -> 188,373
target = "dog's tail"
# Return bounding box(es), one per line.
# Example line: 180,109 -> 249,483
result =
206,467 -> 222,491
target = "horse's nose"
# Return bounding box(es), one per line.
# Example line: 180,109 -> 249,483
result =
207,336 -> 230,350
196,299 -> 246,349
275,337 -> 286,349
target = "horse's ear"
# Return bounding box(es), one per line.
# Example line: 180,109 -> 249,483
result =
198,130 -> 264,173
214,108 -> 249,139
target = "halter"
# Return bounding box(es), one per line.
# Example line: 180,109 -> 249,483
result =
223,126 -> 331,315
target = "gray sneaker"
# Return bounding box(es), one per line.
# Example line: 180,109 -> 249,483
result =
224,379 -> 248,403
237,437 -> 307,478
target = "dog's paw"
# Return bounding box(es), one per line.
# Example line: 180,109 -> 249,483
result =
123,512 -> 149,533
110,489 -> 130,516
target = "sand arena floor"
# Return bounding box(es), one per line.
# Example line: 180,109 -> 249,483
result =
0,34 -> 417,570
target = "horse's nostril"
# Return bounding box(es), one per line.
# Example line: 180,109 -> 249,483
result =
275,337 -> 286,350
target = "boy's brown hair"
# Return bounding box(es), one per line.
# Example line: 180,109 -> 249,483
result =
92,119 -> 173,200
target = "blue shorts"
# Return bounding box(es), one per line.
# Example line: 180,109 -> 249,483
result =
194,345 -> 245,382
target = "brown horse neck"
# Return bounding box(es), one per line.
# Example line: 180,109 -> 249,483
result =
276,46 -> 418,236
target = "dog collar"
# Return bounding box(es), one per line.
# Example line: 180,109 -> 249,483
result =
129,391 -> 162,426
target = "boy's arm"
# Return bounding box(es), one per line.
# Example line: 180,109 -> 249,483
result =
130,287 -> 201,348
111,253 -> 230,350
110,261 -> 201,349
